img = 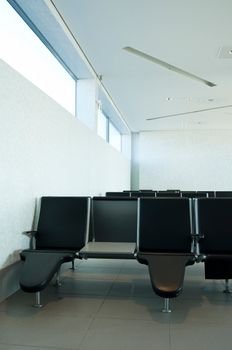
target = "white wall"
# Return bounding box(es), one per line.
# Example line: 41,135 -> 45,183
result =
0,59 -> 130,271
133,130 -> 232,191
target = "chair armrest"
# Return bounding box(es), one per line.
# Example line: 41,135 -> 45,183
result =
22,231 -> 37,238
23,230 -> 37,237
22,231 -> 37,249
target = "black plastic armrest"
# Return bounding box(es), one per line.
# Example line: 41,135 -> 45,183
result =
22,231 -> 37,238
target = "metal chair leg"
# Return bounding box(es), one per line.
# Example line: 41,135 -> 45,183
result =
70,259 -> 75,270
162,298 -> 171,313
53,268 -> 62,287
223,279 -> 231,294
34,292 -> 42,308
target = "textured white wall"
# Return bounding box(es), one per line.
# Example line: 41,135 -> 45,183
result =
136,130 -> 232,191
0,59 -> 130,269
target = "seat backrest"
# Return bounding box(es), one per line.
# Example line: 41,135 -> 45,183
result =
36,197 -> 90,250
105,191 -> 130,197
131,191 -> 156,198
156,191 -> 181,197
91,197 -> 137,242
196,198 -> 232,254
197,191 -> 213,197
182,191 -> 208,198
166,189 -> 180,193
138,198 -> 192,253
215,191 -> 232,197
200,191 -> 215,197
181,191 -> 197,198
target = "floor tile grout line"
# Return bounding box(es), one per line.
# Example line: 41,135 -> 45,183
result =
77,261 -> 135,347
0,341 -> 79,350
77,288 -> 112,347
77,315 -> 97,348
169,317 -> 172,350
103,261 -> 126,298
77,261 -> 125,348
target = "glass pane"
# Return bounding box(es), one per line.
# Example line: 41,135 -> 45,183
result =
109,122 -> 121,151
0,0 -> 75,115
97,109 -> 107,140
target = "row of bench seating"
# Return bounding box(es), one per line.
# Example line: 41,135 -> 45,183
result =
106,190 -> 232,198
20,197 -> 137,307
19,196 -> 232,312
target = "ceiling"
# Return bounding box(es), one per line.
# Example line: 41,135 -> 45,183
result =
16,0 -> 232,132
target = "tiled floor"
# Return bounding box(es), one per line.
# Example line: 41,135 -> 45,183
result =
0,259 -> 232,350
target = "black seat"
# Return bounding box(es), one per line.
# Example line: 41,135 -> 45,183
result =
215,191 -> 232,197
131,191 -> 156,198
19,196 -> 90,305
80,197 -> 137,259
137,198 -> 195,311
105,191 -> 130,197
156,191 -> 181,197
181,191 -> 197,198
20,250 -> 75,293
181,191 -> 208,198
199,191 -> 215,197
166,189 -> 180,193
196,198 -> 232,282
197,191 -> 214,197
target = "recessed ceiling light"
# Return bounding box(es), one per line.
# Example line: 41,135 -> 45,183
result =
166,97 -> 173,101
124,46 -> 216,87
208,98 -> 214,102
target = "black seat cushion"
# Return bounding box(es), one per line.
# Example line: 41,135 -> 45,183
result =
19,197 -> 90,294
138,253 -> 195,298
20,250 -> 75,292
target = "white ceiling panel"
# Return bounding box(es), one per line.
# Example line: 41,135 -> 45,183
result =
16,0 -> 232,131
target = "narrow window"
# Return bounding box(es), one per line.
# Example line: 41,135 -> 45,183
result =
0,0 -> 75,114
109,122 -> 121,152
97,109 -> 108,141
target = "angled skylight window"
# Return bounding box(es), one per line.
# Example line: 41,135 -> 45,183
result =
0,0 -> 75,114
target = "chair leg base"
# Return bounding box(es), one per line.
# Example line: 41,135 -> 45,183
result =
162,298 -> 171,313
223,279 -> 231,294
53,269 -> 62,287
70,260 -> 75,270
34,303 -> 43,308
162,308 -> 171,313
34,292 -> 43,308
